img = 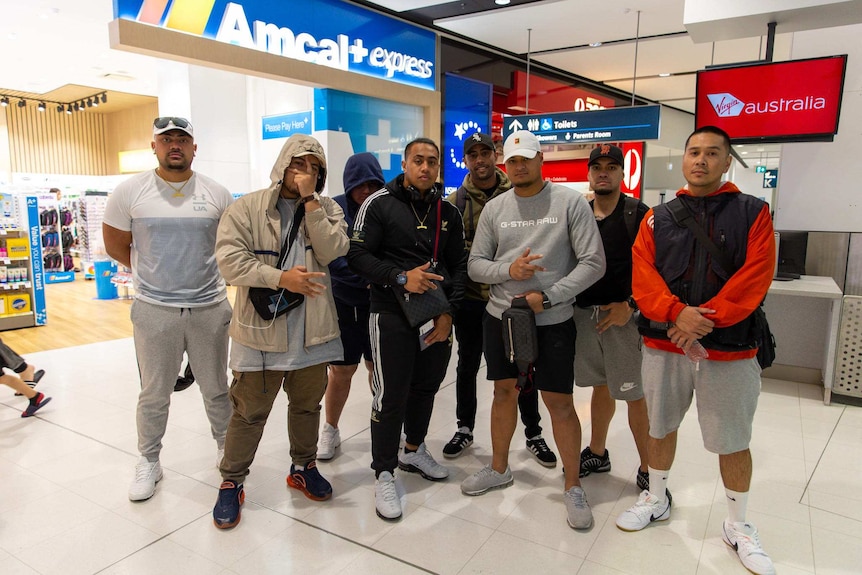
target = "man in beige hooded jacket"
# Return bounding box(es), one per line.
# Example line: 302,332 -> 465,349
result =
212,134 -> 348,529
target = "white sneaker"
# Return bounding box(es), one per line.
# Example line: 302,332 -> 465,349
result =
318,423 -> 341,461
375,471 -> 402,521
615,489 -> 671,531
461,465 -> 513,496
722,519 -> 776,575
129,456 -> 163,501
216,448 -> 225,469
564,486 -> 593,529
398,442 -> 449,481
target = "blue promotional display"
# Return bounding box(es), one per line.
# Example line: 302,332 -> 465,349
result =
114,0 -> 437,90
262,111 -> 312,140
502,105 -> 661,144
25,197 -> 47,325
442,74 -> 493,196
94,261 -> 118,300
314,88 -> 424,183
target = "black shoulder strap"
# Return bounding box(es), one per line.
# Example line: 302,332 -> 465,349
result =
666,197 -> 734,275
455,187 -> 475,241
277,204 -> 306,269
455,187 -> 468,213
622,195 -> 640,245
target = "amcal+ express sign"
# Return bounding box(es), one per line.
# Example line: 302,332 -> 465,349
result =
114,0 -> 437,90
695,55 -> 847,143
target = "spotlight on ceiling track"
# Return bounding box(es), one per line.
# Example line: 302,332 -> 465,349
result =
56,104 -> 64,113
101,93 -> 107,104
38,102 -> 46,112
0,96 -> 8,107
17,99 -> 26,108
66,104 -> 73,114
86,98 -> 93,107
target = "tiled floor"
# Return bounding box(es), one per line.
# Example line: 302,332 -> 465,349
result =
2,338 -> 862,574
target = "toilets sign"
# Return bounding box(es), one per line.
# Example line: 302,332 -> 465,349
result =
114,0 -> 437,90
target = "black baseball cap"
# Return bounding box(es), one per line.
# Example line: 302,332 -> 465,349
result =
588,144 -> 624,167
463,132 -> 494,155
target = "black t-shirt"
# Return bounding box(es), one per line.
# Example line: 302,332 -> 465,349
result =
576,195 -> 647,307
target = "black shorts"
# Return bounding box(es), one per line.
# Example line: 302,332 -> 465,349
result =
331,300 -> 372,366
483,312 -> 576,394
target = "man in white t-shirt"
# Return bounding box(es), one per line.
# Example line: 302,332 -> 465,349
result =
103,117 -> 234,502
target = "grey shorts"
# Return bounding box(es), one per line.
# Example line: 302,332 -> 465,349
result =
642,346 -> 762,454
573,306 -> 643,401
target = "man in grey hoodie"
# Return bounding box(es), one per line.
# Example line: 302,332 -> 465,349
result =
212,134 -> 349,529
461,130 -> 605,530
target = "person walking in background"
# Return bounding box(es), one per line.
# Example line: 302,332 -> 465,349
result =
443,132 -> 556,468
212,134 -> 348,529
103,117 -> 234,502
0,339 -> 50,418
318,152 -> 384,460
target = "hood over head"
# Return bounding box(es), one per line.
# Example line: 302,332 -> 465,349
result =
269,134 -> 328,192
343,152 -> 384,197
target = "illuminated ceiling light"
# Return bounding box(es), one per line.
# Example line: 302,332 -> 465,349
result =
38,102 -> 46,112
658,73 -> 671,77
17,99 -> 26,108
80,100 -> 87,110
495,0 -> 511,4
66,104 -> 73,114
0,96 -> 8,107
589,42 -> 602,47
91,97 -> 99,108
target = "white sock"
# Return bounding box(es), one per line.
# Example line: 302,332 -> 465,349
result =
648,467 -> 670,503
725,488 -> 748,524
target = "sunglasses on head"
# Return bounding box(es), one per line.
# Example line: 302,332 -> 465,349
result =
153,117 -> 191,129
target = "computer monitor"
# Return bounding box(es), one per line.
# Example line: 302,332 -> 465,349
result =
777,230 -> 808,276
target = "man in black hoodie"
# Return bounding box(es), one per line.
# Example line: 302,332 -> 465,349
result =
349,138 -> 466,521
318,153 -> 384,461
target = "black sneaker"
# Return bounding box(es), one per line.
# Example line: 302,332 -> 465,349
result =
637,468 -> 649,491
579,446 -> 611,478
213,480 -> 244,529
442,426 -> 473,459
526,436 -> 557,468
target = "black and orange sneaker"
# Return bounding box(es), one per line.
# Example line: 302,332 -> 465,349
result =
21,393 -> 51,418
287,461 -> 332,501
213,480 -> 244,529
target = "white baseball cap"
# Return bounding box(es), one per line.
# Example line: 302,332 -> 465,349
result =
503,130 -> 541,162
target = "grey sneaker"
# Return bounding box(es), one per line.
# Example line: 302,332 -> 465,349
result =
128,457 -> 162,501
318,422 -> 341,460
564,486 -> 594,529
375,471 -> 402,521
398,442 -> 449,481
461,465 -> 514,496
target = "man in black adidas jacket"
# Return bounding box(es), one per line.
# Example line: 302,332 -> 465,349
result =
348,137 -> 466,521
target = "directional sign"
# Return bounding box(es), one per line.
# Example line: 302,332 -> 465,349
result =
503,105 -> 661,144
763,169 -> 778,188
756,165 -> 766,173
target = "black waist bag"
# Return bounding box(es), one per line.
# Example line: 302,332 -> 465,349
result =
502,296 -> 539,392
752,306 -> 776,369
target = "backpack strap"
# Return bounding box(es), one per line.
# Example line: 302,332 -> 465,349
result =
622,195 -> 640,245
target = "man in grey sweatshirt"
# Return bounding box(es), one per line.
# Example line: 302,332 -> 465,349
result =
460,130 -> 606,530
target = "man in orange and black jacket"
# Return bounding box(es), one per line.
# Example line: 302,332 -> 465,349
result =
615,126 -> 777,575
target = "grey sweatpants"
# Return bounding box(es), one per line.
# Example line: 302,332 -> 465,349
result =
131,298 -> 233,460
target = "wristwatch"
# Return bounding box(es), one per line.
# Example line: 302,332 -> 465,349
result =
299,192 -> 320,205
627,296 -> 639,311
541,292 -> 552,310
396,271 -> 408,286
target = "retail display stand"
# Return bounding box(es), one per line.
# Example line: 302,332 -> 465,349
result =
77,191 -> 109,280
0,194 -> 47,330
38,193 -> 75,283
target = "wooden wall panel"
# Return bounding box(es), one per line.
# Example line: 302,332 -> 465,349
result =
104,102 -> 159,174
5,104 -> 107,175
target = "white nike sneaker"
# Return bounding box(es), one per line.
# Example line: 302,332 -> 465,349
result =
615,489 -> 671,531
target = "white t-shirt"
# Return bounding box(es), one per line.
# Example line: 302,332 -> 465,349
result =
103,169 -> 233,307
